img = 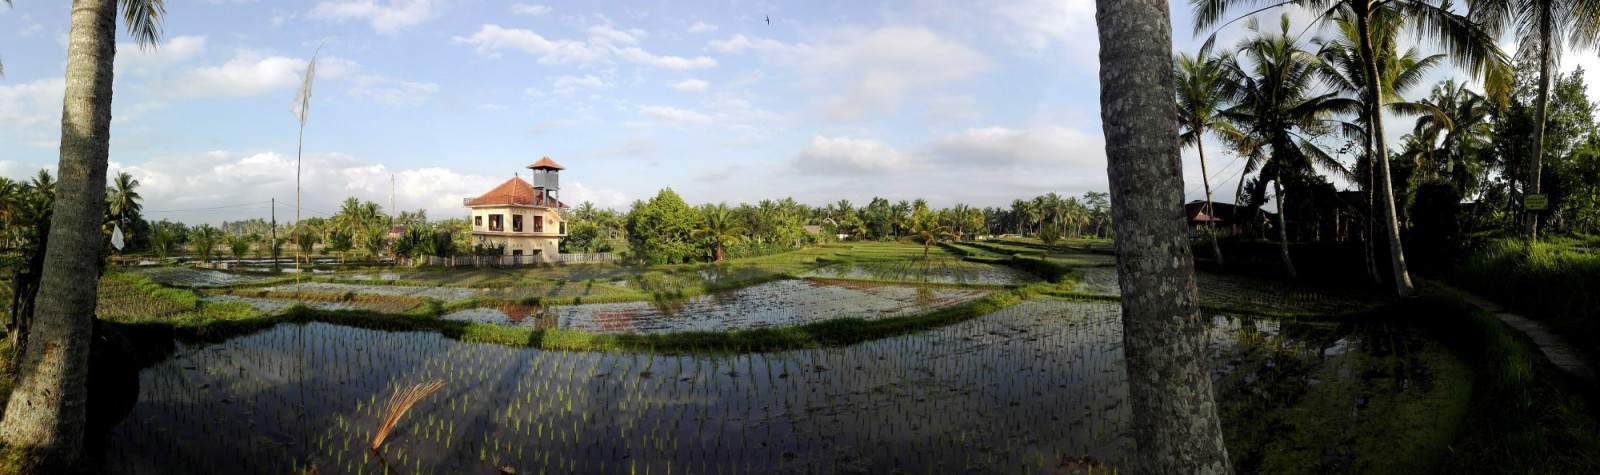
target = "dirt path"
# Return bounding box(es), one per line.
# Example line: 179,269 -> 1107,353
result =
1430,281 -> 1597,385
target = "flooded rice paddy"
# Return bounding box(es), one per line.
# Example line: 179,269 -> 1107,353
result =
444,279 -> 991,333
801,259 -> 1036,286
103,298 -> 1444,474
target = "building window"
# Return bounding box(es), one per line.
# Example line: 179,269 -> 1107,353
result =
559,222 -> 566,235
512,215 -> 523,232
474,216 -> 482,228
534,215 -> 544,233
489,214 -> 503,231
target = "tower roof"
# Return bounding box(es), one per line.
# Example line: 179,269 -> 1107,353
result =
527,156 -> 565,170
464,176 -> 567,208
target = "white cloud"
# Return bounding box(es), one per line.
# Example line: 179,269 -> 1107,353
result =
552,75 -> 608,94
707,33 -> 784,54
455,24 -> 714,70
929,126 -> 1102,166
615,47 -> 716,70
0,78 -> 65,146
638,105 -> 711,125
452,24 -> 604,63
688,21 -> 718,34
310,0 -> 441,35
175,50 -> 307,97
792,135 -> 910,175
922,95 -> 981,123
350,80 -> 440,107
510,3 -> 550,15
672,78 -> 709,92
115,35 -> 208,76
712,27 -> 992,119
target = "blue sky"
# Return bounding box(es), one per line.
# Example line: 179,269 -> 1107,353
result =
0,1 -> 1591,224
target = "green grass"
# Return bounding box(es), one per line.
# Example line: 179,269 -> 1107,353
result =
1456,238 -> 1600,372
1408,284 -> 1600,472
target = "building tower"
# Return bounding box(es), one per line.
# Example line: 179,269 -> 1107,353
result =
528,156 -> 562,206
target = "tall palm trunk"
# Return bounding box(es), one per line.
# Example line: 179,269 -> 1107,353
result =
1364,139 -> 1382,284
1527,14 -> 1552,242
0,0 -> 117,468
1197,142 -> 1225,265
1095,1 -> 1232,473
1273,170 -> 1297,278
1357,11 -> 1415,297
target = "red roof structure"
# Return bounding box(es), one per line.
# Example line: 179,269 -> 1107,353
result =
527,156 -> 565,170
463,176 -> 568,208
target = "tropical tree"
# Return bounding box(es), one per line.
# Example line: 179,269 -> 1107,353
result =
1472,0 -> 1600,239
190,225 -> 220,264
0,1 -> 169,459
1411,79 -> 1496,191
1315,4 -> 1443,282
148,223 -> 179,259
694,203 -> 745,262
899,207 -> 954,259
223,233 -> 254,264
624,188 -> 703,264
1219,16 -> 1358,278
1176,51 -> 1243,265
1098,1 -> 1233,472
0,0 -> 163,456
1197,0 -> 1508,296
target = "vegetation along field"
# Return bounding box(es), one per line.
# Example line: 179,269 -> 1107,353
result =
7,0 -> 1600,472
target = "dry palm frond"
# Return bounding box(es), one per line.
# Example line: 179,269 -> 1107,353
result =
370,379 -> 445,450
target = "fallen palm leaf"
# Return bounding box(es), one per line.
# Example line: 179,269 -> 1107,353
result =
370,379 -> 446,450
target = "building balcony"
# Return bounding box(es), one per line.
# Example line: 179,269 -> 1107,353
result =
472,227 -> 566,238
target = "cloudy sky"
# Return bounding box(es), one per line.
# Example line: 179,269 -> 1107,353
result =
0,1 -> 1590,225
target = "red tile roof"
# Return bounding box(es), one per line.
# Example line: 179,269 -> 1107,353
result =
464,176 -> 568,208
527,156 -> 565,170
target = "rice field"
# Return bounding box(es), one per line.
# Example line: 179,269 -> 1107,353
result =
101,297 -> 1451,474
129,267 -> 272,288
444,279 -> 992,333
801,259 -> 1036,285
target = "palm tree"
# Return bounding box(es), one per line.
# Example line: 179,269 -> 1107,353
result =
1473,0 -> 1600,240
1219,16 -> 1359,278
1198,0 -> 1508,296
1098,1 -> 1233,472
223,233 -> 253,264
150,224 -> 178,260
106,171 -> 141,223
0,0 -> 164,465
1316,5 -> 1444,283
899,207 -> 955,259
191,225 -> 221,264
694,203 -> 745,262
1176,51 -> 1245,265
1411,79 -> 1496,191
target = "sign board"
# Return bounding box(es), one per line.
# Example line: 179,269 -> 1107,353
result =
1525,194 -> 1549,211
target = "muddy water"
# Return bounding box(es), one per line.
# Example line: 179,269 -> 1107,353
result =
102,299 -> 1437,474
443,279 -> 992,333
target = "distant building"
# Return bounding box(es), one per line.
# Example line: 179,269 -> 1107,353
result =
464,157 -> 569,261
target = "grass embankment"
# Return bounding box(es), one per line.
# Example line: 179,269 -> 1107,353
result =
1456,238 -> 1600,372
1413,285 -> 1600,472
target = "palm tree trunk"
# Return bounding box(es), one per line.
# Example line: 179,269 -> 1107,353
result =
1273,171 -> 1297,278
1527,19 -> 1552,242
1197,141 -> 1224,265
1095,1 -> 1231,473
1357,11 -> 1415,297
0,0 -> 117,467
